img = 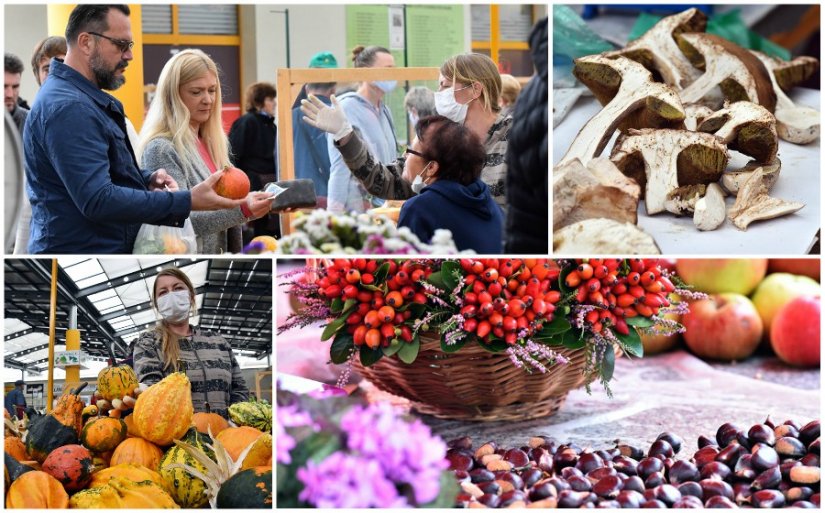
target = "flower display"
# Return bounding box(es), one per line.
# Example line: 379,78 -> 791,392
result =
279,258 -> 703,393
276,387 -> 457,508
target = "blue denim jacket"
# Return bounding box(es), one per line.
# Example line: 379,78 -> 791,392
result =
24,58 -> 191,254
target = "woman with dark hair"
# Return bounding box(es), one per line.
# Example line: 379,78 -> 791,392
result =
228,81 -> 278,237
398,115 -> 502,253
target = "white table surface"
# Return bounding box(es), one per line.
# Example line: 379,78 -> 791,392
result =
553,89 -> 821,255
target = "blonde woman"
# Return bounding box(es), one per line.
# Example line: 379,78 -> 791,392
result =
132,267 -> 249,416
302,53 -> 511,213
499,73 -> 522,118
139,49 -> 273,253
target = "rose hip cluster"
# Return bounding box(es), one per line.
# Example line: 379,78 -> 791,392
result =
458,259 -> 561,345
564,258 -> 677,336
447,418 -> 820,509
317,259 -> 432,349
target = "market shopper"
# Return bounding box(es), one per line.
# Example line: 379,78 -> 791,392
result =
133,267 -> 249,417
326,45 -> 399,213
302,52 -> 511,213
24,5 -> 244,254
292,81 -> 336,207
5,52 -> 28,132
404,86 -> 436,127
505,17 -> 548,253
499,73 -> 522,118
4,380 -> 27,419
31,36 -> 67,86
398,115 -> 502,252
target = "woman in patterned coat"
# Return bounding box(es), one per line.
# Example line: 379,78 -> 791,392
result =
133,267 -> 249,418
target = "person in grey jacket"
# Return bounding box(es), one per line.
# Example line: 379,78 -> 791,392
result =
139,49 -> 273,253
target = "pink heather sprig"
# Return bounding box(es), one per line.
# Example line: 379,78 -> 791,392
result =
640,316 -> 686,336
335,349 -> 358,388
443,314 -> 466,346
572,304 -> 599,329
525,340 -> 569,365
413,312 -> 437,333
419,281 -> 449,307
449,274 -> 466,306
674,287 -> 709,301
506,341 -> 568,373
278,265 -> 315,280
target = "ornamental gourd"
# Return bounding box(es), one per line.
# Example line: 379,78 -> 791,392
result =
215,426 -> 265,461
133,373 -> 193,446
88,463 -> 166,491
81,416 -> 128,452
159,427 -> 216,508
5,470 -> 69,509
241,433 -> 273,470
41,444 -> 94,492
97,365 -> 139,402
4,437 -> 27,462
110,437 -> 164,471
216,466 -> 273,509
4,452 -> 34,483
68,476 -> 179,508
228,398 -> 272,432
192,412 -> 229,436
25,382 -> 87,462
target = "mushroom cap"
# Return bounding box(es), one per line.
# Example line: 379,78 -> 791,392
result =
698,101 -> 778,163
554,218 -> 660,255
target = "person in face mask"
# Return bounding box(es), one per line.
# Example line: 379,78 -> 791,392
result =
302,53 -> 511,216
397,115 -> 502,253
324,45 -> 399,214
132,267 -> 250,418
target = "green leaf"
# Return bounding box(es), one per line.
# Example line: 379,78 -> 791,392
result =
427,271 -> 447,290
561,329 -> 586,350
626,316 -> 655,328
360,344 -> 384,366
477,337 -> 508,353
383,341 -> 403,357
536,315 -> 572,338
407,303 -> 427,318
397,334 -> 421,364
422,470 -> 461,508
601,346 -> 615,381
374,262 -> 391,284
342,298 -> 357,313
361,284 -> 384,293
617,328 -> 644,358
320,316 -> 346,341
329,332 -> 354,364
440,260 -> 461,290
441,333 -> 469,353
330,297 -> 344,314
559,263 -> 575,293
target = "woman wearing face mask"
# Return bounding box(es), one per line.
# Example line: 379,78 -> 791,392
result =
132,267 -> 249,417
397,115 -> 502,253
325,45 -> 399,214
302,53 -> 511,214
140,50 -> 274,253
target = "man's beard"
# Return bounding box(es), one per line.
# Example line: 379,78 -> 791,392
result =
91,49 -> 128,90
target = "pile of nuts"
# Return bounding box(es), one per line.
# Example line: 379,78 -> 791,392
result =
448,418 -> 819,508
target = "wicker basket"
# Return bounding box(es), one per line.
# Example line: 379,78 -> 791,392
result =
355,332 -> 600,422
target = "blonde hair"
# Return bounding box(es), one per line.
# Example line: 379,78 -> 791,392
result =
499,74 -> 521,106
440,53 -> 502,114
139,49 -> 230,176
151,268 -> 196,372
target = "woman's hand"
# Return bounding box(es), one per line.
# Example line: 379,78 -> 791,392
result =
191,170 -> 246,211
301,94 -> 353,142
245,191 -> 276,220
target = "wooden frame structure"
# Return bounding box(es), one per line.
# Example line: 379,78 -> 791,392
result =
275,66 -> 440,235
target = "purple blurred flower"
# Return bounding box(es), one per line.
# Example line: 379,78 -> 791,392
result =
298,452 -> 410,508
340,403 -> 449,504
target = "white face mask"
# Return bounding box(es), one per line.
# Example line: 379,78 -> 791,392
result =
411,162 -> 433,193
434,84 -> 475,124
157,290 -> 191,323
408,111 -> 418,128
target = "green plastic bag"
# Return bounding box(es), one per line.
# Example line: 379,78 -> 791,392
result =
553,5 -> 613,61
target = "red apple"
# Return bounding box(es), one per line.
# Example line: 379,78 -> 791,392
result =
641,293 -> 682,355
768,259 -> 820,282
676,259 -> 767,296
770,295 -> 820,367
751,273 -> 821,339
682,293 -> 763,361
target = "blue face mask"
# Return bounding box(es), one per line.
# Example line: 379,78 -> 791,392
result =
374,80 -> 397,93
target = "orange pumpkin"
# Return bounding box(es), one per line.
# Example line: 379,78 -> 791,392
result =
88,463 -> 167,491
4,437 -> 27,462
5,470 -> 69,508
216,426 -> 265,461
192,412 -> 229,436
81,416 -> 128,452
109,437 -> 164,471
132,373 -> 193,446
123,413 -> 141,438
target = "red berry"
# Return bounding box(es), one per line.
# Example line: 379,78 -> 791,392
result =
361,273 -> 374,285
353,325 -> 368,346
476,321 -> 492,338
464,318 -> 478,333
364,310 -> 381,329
385,291 -> 404,307
345,268 -> 361,284
378,306 -> 395,323
365,329 -> 382,349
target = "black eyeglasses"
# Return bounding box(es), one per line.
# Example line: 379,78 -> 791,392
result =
405,148 -> 426,158
88,32 -> 134,53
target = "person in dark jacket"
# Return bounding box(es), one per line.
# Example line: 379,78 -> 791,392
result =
505,17 -> 548,253
4,380 -> 26,418
398,115 -> 502,253
292,81 -> 335,208
228,81 -> 278,237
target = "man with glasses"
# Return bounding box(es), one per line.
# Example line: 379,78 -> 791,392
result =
22,4 -> 243,254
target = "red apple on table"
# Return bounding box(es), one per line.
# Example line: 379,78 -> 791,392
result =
676,259 -> 767,296
768,259 -> 821,282
770,295 -> 820,367
641,293 -> 682,355
751,272 -> 821,339
682,294 -> 763,361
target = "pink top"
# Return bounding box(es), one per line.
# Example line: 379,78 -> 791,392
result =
196,137 -> 218,174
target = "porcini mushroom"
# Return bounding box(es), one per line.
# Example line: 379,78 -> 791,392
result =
771,55 -> 819,92
553,218 -> 660,255
697,101 -> 778,164
719,160 -> 781,196
610,129 -> 728,215
553,158 -> 640,230
693,183 -> 727,231
676,34 -> 776,111
752,51 -> 819,144
664,184 -> 706,215
728,167 -> 804,230
557,56 -> 685,168
605,8 -> 708,89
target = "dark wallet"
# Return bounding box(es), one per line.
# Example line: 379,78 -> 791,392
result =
264,179 -> 318,210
